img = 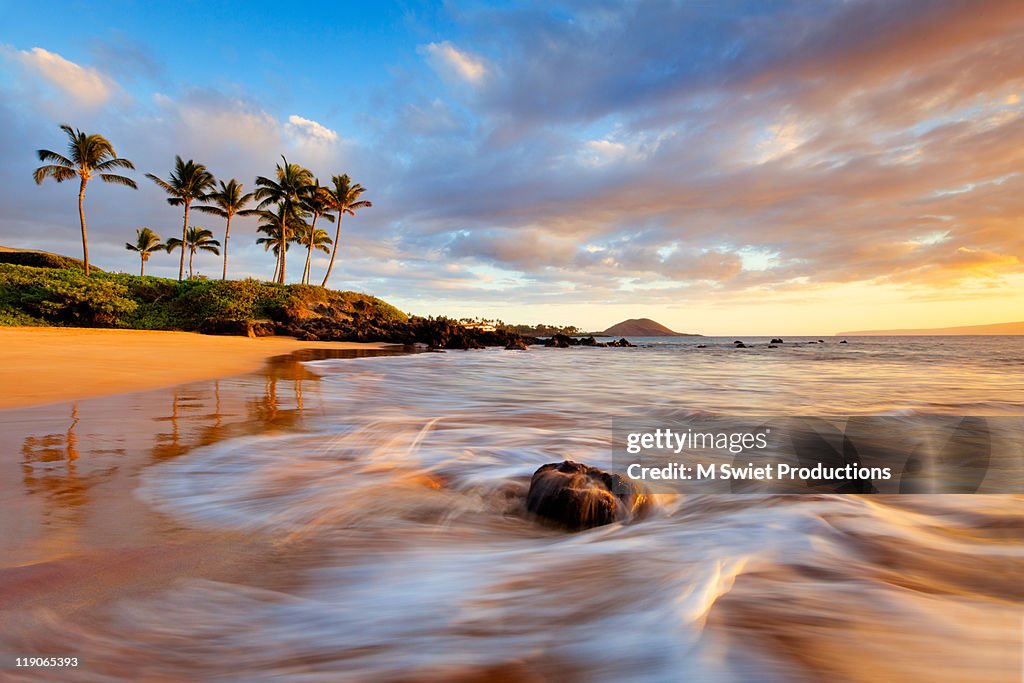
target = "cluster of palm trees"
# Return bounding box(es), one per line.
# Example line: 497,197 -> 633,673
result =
124,226 -> 220,278
33,124 -> 371,285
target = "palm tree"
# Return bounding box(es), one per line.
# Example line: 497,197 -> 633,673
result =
255,205 -> 307,282
125,227 -> 164,276
299,179 -> 335,284
33,124 -> 137,276
321,174 -> 371,288
146,157 -> 216,281
254,156 -> 313,283
194,178 -> 257,280
166,226 -> 220,280
296,223 -> 333,283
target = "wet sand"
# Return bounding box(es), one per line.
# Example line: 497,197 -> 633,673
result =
0,344 -> 408,678
0,327 -> 397,409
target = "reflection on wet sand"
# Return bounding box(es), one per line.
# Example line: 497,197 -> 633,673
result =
0,347 -> 410,571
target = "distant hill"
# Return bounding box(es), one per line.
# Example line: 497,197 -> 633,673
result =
599,318 -> 699,337
0,246 -> 97,271
837,321 -> 1024,336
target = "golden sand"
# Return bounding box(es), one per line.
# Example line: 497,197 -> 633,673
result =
0,326 -> 395,409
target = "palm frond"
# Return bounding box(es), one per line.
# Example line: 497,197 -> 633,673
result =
145,173 -> 177,193
100,174 -> 138,188
93,157 -> 136,172
36,148 -> 74,166
193,205 -> 229,217
33,165 -> 76,184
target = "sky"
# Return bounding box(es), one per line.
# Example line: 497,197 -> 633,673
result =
1,0 -> 1022,335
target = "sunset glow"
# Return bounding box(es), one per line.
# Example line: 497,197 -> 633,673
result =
1,1 -> 1022,333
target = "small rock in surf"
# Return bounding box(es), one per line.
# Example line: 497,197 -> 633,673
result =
526,460 -> 650,531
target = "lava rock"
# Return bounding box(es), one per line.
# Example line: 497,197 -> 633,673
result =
526,461 -> 651,530
840,340 -> 848,344
544,334 -> 572,348
735,342 -> 747,348
696,344 -> 707,348
770,338 -> 784,344
505,337 -> 529,350
201,318 -> 275,338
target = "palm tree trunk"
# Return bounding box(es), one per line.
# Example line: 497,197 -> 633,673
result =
140,255 -> 145,277
189,248 -> 195,279
278,215 -> 287,284
78,179 -> 90,276
303,214 -> 318,285
179,200 -> 190,281
321,215 -> 343,288
222,216 -> 232,280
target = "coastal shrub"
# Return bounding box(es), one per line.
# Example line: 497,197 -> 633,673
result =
0,263 -> 408,334
0,264 -> 136,326
0,308 -> 46,326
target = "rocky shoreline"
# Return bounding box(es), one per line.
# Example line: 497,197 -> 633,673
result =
218,302 -> 634,351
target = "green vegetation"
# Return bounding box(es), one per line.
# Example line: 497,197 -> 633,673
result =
0,248 -> 100,272
124,228 -> 165,276
255,156 -> 314,284
194,179 -> 257,280
32,125 -> 138,276
0,263 -> 406,333
321,174 -> 372,288
300,179 -> 336,285
32,124 -> 373,289
166,226 -> 220,280
457,317 -> 582,336
146,156 -> 217,281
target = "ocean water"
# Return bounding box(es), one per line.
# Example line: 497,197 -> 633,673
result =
6,336 -> 1024,681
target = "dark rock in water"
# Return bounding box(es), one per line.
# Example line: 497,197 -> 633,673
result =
526,461 -> 651,531
807,341 -> 817,344
579,335 -> 599,346
696,344 -> 707,348
735,342 -> 747,348
840,340 -> 848,344
768,344 -> 777,348
544,334 -> 572,348
770,338 -> 784,344
606,337 -> 634,347
505,337 -> 529,350
818,339 -> 824,343
734,340 -> 743,345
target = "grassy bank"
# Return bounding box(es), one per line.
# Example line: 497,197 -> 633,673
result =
0,263 -> 406,333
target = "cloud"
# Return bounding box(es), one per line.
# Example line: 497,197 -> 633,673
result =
419,41 -> 487,84
286,115 -> 338,144
15,47 -> 115,106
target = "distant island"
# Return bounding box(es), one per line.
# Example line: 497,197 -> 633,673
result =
837,321 -> 1024,336
598,318 -> 700,337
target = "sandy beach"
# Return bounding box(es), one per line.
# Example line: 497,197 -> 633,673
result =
0,327 -> 396,409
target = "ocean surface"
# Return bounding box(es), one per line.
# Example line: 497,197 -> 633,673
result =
2,336 -> 1022,681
